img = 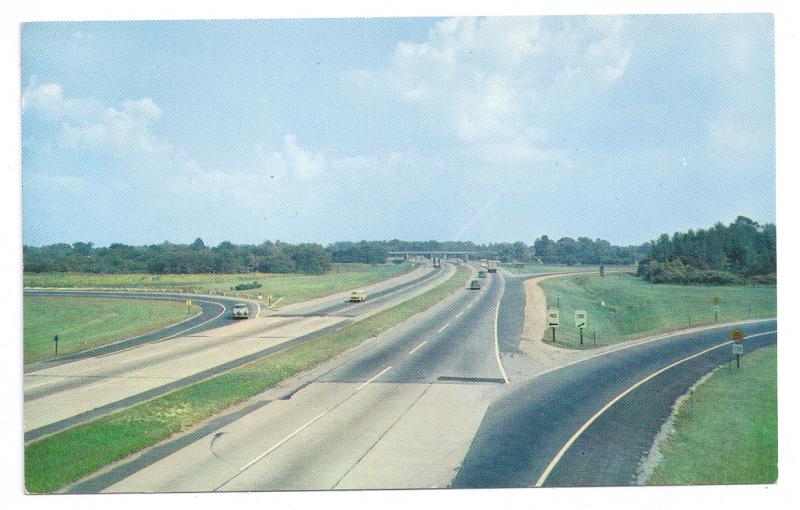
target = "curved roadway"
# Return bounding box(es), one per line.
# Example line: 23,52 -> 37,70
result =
452,318 -> 777,488
24,290 -> 257,372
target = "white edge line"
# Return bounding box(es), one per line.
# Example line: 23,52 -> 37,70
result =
409,341 -> 428,355
437,323 -> 451,334
494,301 -> 509,384
239,410 -> 328,473
533,329 -> 777,487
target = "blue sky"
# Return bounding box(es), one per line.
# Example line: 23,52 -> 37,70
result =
21,14 -> 775,246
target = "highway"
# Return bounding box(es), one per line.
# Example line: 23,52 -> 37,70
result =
452,318 -> 777,488
72,266 -> 509,492
43,263 -> 777,493
24,263 -> 451,442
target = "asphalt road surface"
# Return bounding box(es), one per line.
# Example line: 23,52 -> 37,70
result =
75,267 -> 509,492
451,318 -> 777,488
24,264 -> 450,442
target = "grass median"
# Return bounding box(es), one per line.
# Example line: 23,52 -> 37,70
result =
24,264 -> 470,493
647,345 -> 777,485
24,296 -> 200,364
539,273 -> 776,349
23,263 -> 412,306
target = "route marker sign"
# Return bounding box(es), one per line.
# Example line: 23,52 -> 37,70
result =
574,310 -> 588,329
732,343 -> 744,355
547,309 -> 560,327
548,309 -> 559,342
574,310 -> 588,345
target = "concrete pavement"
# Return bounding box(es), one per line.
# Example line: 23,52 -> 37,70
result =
24,263 -> 453,441
73,267 -> 507,492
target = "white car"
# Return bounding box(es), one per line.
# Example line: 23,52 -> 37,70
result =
349,290 -> 367,302
232,303 -> 250,319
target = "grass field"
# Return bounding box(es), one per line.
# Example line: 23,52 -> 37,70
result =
648,345 -> 777,485
24,265 -> 471,493
23,297 -> 200,364
538,273 -> 776,349
23,263 -> 412,306
502,263 -> 604,275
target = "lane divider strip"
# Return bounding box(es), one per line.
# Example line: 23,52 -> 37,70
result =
238,411 -> 328,473
235,364 -> 394,479
356,365 -> 393,391
409,341 -> 428,355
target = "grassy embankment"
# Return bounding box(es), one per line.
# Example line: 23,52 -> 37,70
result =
24,297 -> 200,364
23,262 -> 412,306
539,273 -> 776,349
648,345 -> 777,485
25,265 -> 471,493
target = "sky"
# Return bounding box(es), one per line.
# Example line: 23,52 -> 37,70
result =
21,14 -> 775,247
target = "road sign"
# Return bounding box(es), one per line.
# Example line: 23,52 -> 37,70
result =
731,329 -> 744,344
712,296 -> 721,306
574,310 -> 588,329
547,309 -> 560,327
732,344 -> 744,355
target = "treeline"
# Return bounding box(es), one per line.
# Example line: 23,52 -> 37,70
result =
23,236 -> 645,275
532,236 -> 644,265
23,239 -> 333,275
637,216 -> 776,284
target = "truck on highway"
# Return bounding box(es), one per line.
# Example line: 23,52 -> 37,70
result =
487,259 -> 499,273
432,257 -> 441,268
232,303 -> 250,319
468,279 -> 482,290
349,289 -> 368,302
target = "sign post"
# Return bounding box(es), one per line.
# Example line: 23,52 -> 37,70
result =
574,310 -> 588,346
186,299 -> 192,315
731,328 -> 744,368
547,309 -> 560,342
712,296 -> 721,322
53,334 -> 59,356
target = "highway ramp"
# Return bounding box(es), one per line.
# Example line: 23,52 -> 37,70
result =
23,290 -> 256,372
451,318 -> 777,488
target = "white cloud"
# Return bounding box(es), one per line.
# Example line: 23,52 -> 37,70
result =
61,97 -> 167,154
261,134 -> 327,180
23,80 -> 168,155
349,16 -> 634,164
22,79 -> 97,117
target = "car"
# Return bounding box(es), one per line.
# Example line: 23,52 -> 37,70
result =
349,289 -> 367,302
478,270 -> 487,278
468,279 -> 482,290
232,303 -> 249,319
